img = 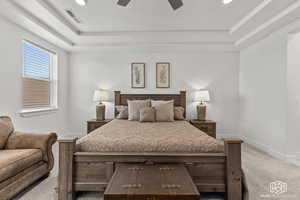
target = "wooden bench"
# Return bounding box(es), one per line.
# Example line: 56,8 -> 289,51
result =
104,163 -> 200,200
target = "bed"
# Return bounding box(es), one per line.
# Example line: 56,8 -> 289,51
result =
58,91 -> 243,200
77,119 -> 224,153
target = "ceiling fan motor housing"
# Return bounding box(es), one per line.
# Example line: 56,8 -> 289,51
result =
117,0 -> 184,10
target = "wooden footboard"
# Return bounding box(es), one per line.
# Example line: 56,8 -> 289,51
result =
58,139 -> 243,200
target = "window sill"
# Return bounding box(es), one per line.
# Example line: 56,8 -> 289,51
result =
19,107 -> 59,117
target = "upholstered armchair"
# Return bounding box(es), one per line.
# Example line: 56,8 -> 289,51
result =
0,116 -> 57,200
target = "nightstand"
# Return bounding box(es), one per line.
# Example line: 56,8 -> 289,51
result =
87,119 -> 112,134
190,120 -> 216,138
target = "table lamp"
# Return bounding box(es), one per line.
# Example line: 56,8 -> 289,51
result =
93,89 -> 109,120
195,90 -> 210,121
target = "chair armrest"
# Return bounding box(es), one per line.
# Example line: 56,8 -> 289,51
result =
5,132 -> 57,170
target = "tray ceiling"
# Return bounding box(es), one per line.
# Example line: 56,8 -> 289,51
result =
0,0 -> 300,52
46,0 -> 264,31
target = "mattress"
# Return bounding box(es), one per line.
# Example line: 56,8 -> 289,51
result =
76,119 -> 224,153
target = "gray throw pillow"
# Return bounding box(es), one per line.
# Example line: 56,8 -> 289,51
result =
128,100 -> 150,121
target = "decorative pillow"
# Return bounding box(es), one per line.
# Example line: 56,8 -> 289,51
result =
128,100 -> 150,121
139,107 -> 156,122
115,106 -> 128,119
151,100 -> 170,107
0,116 -> 14,149
174,106 -> 185,120
151,100 -> 174,122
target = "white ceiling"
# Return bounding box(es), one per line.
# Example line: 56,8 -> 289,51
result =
1,0 -> 300,52
47,0 -> 264,31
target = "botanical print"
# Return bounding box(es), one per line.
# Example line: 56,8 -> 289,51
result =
131,63 -> 145,88
134,66 -> 141,84
156,63 -> 170,88
159,65 -> 167,84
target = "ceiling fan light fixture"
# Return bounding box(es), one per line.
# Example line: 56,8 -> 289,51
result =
75,0 -> 87,6
223,0 -> 233,4
117,0 -> 131,7
168,0 -> 183,10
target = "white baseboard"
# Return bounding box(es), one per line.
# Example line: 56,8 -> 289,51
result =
241,135 -> 300,166
285,153 -> 300,166
240,135 -> 287,160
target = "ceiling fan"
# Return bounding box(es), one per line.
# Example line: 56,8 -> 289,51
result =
117,0 -> 184,10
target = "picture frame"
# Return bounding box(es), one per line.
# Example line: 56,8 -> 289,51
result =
131,63 -> 145,88
156,62 -> 170,88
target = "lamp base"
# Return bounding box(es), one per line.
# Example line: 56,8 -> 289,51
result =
96,104 -> 105,121
197,104 -> 206,121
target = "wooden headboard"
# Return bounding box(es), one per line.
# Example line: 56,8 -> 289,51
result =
114,91 -> 187,118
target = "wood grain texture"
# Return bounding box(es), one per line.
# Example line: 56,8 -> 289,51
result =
58,139 -> 243,199
104,164 -> 199,200
58,139 -> 76,200
114,91 -> 186,118
225,139 -> 243,200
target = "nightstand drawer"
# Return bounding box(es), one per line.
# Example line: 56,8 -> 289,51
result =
196,125 -> 214,133
88,123 -> 104,133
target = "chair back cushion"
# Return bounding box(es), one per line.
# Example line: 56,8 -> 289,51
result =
0,116 -> 14,149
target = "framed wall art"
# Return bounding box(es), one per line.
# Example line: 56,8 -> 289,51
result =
131,63 -> 145,88
156,62 -> 170,88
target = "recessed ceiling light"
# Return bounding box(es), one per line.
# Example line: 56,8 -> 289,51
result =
223,0 -> 233,4
75,0 -> 87,6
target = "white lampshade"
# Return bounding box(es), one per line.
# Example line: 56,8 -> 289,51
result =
93,90 -> 109,102
195,90 -> 210,102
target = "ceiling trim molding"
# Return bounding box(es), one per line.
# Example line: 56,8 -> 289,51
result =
235,0 -> 300,46
230,0 -> 273,34
77,41 -> 235,46
80,29 -> 229,36
32,0 -> 230,38
72,42 -> 238,52
4,0 -> 299,51
34,0 -> 80,35
8,0 -> 74,46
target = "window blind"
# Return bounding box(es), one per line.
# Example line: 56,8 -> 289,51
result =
22,41 -> 52,108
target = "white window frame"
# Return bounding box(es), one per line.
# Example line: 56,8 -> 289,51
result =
20,40 -> 58,116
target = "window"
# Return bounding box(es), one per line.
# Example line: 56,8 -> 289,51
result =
22,40 -> 57,110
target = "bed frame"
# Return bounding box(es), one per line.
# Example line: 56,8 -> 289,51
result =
58,91 -> 243,200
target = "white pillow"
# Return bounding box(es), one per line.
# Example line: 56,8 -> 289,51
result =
127,100 -> 150,121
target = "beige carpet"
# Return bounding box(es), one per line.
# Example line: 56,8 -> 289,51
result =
13,143 -> 300,200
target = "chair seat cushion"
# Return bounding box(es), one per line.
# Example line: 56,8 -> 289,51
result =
0,149 -> 43,182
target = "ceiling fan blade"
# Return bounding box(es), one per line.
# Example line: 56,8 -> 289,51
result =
117,0 -> 131,7
168,0 -> 183,10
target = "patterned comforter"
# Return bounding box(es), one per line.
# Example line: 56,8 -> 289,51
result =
76,119 -> 224,153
